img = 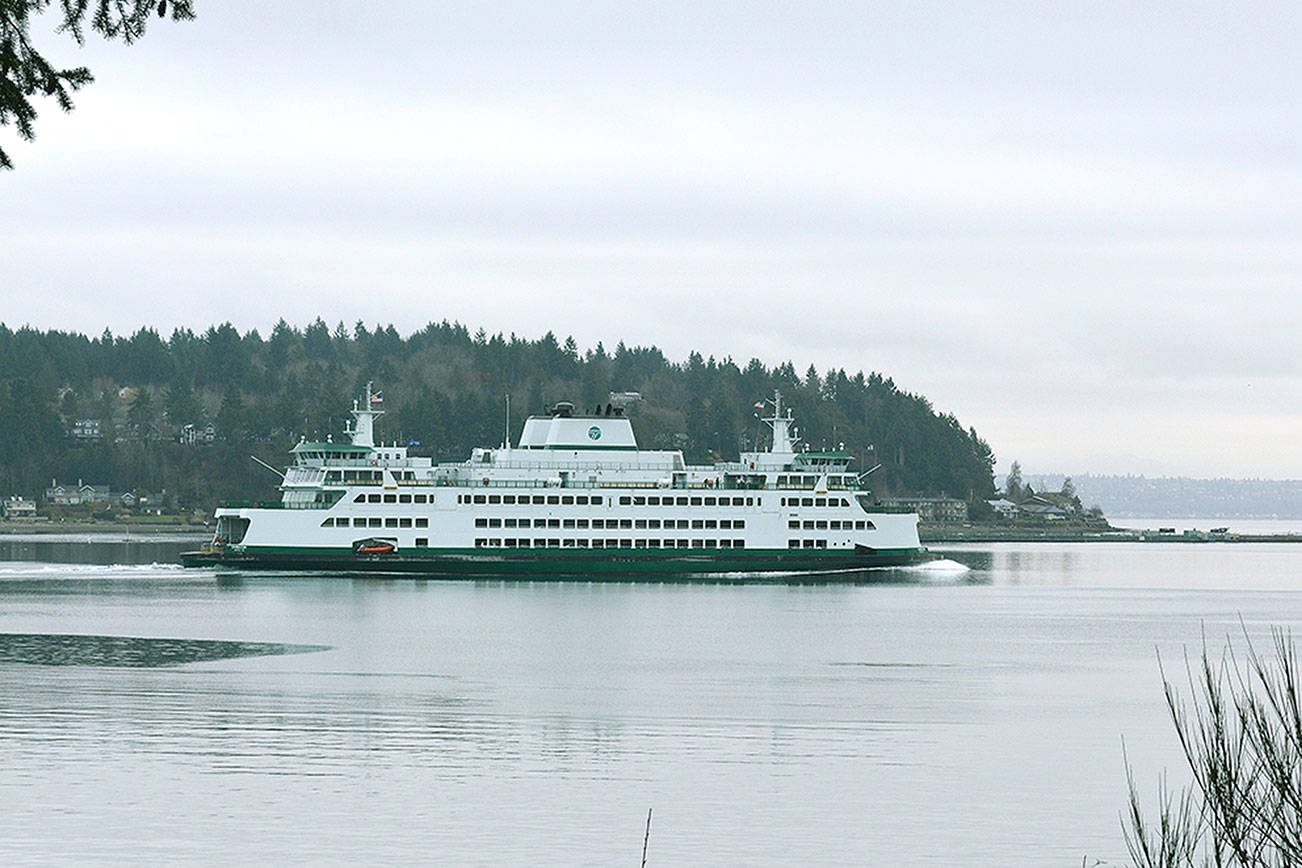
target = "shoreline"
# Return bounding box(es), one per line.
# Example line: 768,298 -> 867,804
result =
921,524 -> 1302,544
0,520 -> 208,536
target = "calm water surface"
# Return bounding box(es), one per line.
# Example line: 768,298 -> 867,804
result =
2,535 -> 1301,865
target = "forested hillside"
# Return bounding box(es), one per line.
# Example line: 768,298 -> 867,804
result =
0,320 -> 996,510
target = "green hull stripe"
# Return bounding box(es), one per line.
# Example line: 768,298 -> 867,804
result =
181,546 -> 932,576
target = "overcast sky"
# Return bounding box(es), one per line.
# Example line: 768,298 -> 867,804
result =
2,2 -> 1298,477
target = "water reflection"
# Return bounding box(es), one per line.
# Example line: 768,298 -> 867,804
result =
0,633 -> 329,667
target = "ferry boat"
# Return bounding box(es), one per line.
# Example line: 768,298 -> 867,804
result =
181,386 -> 933,578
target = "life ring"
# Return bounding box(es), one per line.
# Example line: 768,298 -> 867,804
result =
482,477 -> 490,486
705,479 -> 713,488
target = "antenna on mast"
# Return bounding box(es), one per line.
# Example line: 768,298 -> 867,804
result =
504,394 -> 511,449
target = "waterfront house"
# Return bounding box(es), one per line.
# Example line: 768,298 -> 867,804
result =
2,496 -> 37,519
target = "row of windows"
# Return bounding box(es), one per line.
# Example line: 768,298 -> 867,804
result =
323,517 -> 430,528
789,539 -> 830,548
617,495 -> 755,507
474,538 -> 747,549
779,496 -> 852,508
474,517 -> 746,530
788,519 -> 873,531
460,493 -> 605,506
353,493 -> 432,504
327,470 -> 415,482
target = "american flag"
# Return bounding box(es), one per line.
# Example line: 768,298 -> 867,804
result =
753,400 -> 766,409
371,391 -> 384,404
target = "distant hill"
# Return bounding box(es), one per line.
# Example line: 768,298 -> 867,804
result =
1019,474 -> 1302,519
0,320 -> 997,510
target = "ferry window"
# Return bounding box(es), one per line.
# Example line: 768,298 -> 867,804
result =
563,539 -> 576,547
320,518 -> 333,527
562,496 -> 574,505
735,520 -> 745,529
488,495 -> 500,504
676,497 -> 688,506
719,539 -> 731,548
841,498 -> 850,507
563,519 -> 575,528
691,520 -> 703,529
704,497 -> 715,506
719,519 -> 731,529
415,538 -> 427,547
384,518 -> 398,528
534,518 -> 547,528
648,519 -> 660,529
801,498 -> 813,507
547,496 -> 559,505
504,539 -> 517,547
690,497 -> 702,506
577,519 -> 589,529
590,496 -> 602,505
733,539 -> 744,548
746,498 -> 754,506
635,519 -> 647,529
648,539 -> 660,548
534,539 -> 546,548
592,518 -> 604,529
815,498 -> 827,507
607,539 -> 619,548
414,494 -> 427,504
619,497 -> 632,505
369,518 -> 382,528
789,540 -> 799,548
383,494 -> 397,504
354,494 -> 366,503
704,519 -> 717,529
692,539 -> 704,548
648,496 -> 660,506
789,520 -> 800,529
475,538 -> 486,547
816,539 -> 827,548
591,539 -> 604,548
490,538 -> 501,547
633,496 -> 645,506
352,518 -> 366,527
865,521 -> 875,530
493,519 -> 505,528
400,518 -> 412,528
576,496 -> 589,505
619,519 -> 632,529
679,539 -> 692,548
368,494 -> 381,503
474,495 -> 486,505
503,495 -> 515,504
635,539 -> 647,548
830,521 -> 841,530
416,518 -> 428,528
533,496 -> 545,504
803,521 -> 814,529
803,540 -> 815,548
619,540 -> 632,548
575,539 -> 588,548
475,518 -> 488,528
399,494 -> 412,504
816,521 -> 827,530
676,519 -> 689,529
548,519 -> 560,528
504,518 -> 517,528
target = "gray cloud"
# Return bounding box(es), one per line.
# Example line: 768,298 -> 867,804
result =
2,1 -> 1298,477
